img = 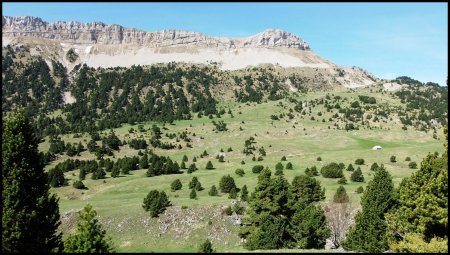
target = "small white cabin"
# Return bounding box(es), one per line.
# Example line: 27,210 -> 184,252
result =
372,145 -> 382,150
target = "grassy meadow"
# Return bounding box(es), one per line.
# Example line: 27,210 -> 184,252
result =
43,87 -> 445,252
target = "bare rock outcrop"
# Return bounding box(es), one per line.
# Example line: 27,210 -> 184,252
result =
2,16 -> 310,50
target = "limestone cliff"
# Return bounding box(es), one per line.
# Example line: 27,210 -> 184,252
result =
2,16 -> 309,50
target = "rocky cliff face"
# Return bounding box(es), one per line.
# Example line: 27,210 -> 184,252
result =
2,16 -> 310,50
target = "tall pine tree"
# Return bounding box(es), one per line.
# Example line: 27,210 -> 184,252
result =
342,165 -> 396,252
2,109 -> 63,253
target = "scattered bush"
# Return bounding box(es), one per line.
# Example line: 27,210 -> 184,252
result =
333,186 -> 350,203
73,180 -> 86,189
356,186 -> 364,194
252,165 -> 264,174
320,163 -> 344,178
337,176 -> 347,185
143,190 -> 171,217
275,162 -> 284,171
351,167 -> 365,182
198,239 -> 214,253
190,189 -> 197,199
370,163 -> 379,171
355,158 -> 365,165
408,162 -> 417,169
235,168 -> 245,177
208,185 -> 218,196
390,156 -> 396,163
206,161 -> 214,170
219,175 -> 237,193
286,162 -> 293,169
171,179 -> 182,191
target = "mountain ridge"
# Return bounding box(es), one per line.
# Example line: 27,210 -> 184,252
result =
2,15 -> 378,87
2,16 -> 310,50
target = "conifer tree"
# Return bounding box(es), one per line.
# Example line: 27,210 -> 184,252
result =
241,169 -> 293,250
286,162 -> 293,169
289,175 -> 325,207
370,162 -> 379,171
111,165 -> 120,178
208,185 -> 218,196
350,167 -> 364,182
206,160 -> 214,169
171,179 -> 182,191
385,127 -> 448,252
342,165 -> 396,252
187,163 -> 197,173
195,181 -> 204,191
337,176 -> 347,185
289,204 -> 330,249
219,175 -> 237,193
346,163 -> 354,171
189,176 -> 199,189
143,190 -> 171,217
2,110 -> 63,253
240,185 -> 249,201
190,188 -> 197,199
228,187 -> 238,199
275,162 -> 284,171
333,186 -> 350,203
198,239 -> 214,253
64,204 -> 114,252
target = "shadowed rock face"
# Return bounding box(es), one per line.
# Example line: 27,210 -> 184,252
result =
2,16 -> 309,50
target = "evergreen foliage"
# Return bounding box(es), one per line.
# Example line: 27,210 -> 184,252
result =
142,190 -> 171,217
354,158 -> 365,165
286,162 -> 293,169
386,128 -> 448,252
206,161 -> 214,169
390,155 -> 396,163
208,185 -> 218,196
370,162 -> 379,171
240,185 -> 249,201
235,168 -> 245,177
64,204 -> 114,252
252,165 -> 264,174
356,186 -> 364,194
320,162 -> 344,178
289,204 -> 331,249
346,164 -> 354,171
188,177 -> 199,189
219,175 -> 237,193
241,169 -> 329,250
190,188 -> 197,199
333,186 -> 350,203
337,176 -> 347,185
73,180 -> 87,190
228,187 -> 238,199
350,167 -> 365,182
408,161 -> 417,169
198,239 -> 214,253
2,110 -> 63,253
342,165 -> 396,252
275,162 -> 284,171
171,179 -> 182,191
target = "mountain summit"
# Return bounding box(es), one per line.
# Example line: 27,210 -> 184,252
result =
2,16 -> 377,87
2,16 -> 309,50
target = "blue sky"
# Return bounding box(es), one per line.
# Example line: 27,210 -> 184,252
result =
3,2 -> 448,86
